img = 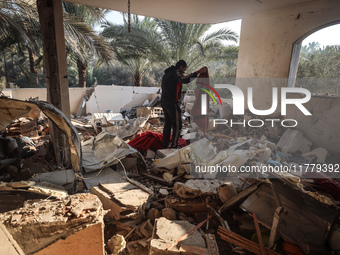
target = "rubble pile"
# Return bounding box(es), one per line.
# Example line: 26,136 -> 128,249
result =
0,94 -> 340,255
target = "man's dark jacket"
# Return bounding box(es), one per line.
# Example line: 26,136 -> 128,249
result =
161,66 -> 198,105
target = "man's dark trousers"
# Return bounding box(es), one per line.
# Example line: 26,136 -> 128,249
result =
162,102 -> 182,148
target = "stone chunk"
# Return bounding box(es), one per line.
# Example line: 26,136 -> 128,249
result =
0,193 -> 104,254
150,217 -> 206,254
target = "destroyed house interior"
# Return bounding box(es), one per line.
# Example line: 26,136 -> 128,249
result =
0,0 -> 340,254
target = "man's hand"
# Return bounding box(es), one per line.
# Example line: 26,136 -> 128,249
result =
196,66 -> 207,74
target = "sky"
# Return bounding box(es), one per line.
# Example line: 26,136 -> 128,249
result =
105,10 -> 340,47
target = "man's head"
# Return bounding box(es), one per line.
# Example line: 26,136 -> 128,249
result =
175,60 -> 187,73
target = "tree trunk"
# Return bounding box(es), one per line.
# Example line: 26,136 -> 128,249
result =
10,48 -> 16,81
77,59 -> 87,88
3,53 -> 10,88
28,49 -> 39,86
133,70 -> 142,87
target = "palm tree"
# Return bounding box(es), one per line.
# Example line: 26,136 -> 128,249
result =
102,15 -> 239,86
0,0 -> 114,88
62,3 -> 114,88
153,19 -> 239,71
102,15 -> 159,86
0,0 -> 41,87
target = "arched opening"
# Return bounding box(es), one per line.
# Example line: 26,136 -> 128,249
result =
288,22 -> 340,95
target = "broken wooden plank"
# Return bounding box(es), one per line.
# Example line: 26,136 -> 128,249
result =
219,182 -> 262,214
218,226 -> 280,255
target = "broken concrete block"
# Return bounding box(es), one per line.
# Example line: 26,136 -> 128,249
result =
107,234 -> 126,255
163,172 -> 173,182
154,148 -> 190,170
150,217 -> 206,254
173,179 -> 230,199
105,117 -> 149,139
0,223 -> 24,255
159,188 -> 169,196
277,129 -> 312,153
31,169 -> 75,190
162,208 -> 177,220
156,148 -> 178,158
27,182 -> 68,198
0,193 -> 105,254
182,132 -> 196,140
302,147 -> 328,163
91,169 -> 151,221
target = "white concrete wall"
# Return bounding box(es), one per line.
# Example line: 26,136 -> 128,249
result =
3,88 -> 87,116
286,95 -> 340,154
236,0 -> 340,110
86,85 -> 160,114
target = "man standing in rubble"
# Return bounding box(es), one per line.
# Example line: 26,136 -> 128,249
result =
161,60 -> 207,148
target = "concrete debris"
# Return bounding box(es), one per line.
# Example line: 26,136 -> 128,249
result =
0,180 -> 68,198
137,107 -> 164,118
81,131 -> 141,172
104,117 -> 149,139
0,193 -> 104,254
90,169 -> 151,221
27,182 -> 68,198
150,217 -> 206,254
154,147 -> 190,169
173,179 -> 235,199
0,223 -> 25,255
107,234 -> 126,255
277,129 -> 312,153
32,169 -> 75,190
91,112 -> 125,132
159,188 -> 169,196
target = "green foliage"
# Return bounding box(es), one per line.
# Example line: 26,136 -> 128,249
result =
101,15 -> 239,87
297,44 -> 340,94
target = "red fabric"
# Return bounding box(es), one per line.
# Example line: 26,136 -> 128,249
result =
191,70 -> 210,134
302,172 -> 340,200
128,131 -> 187,152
